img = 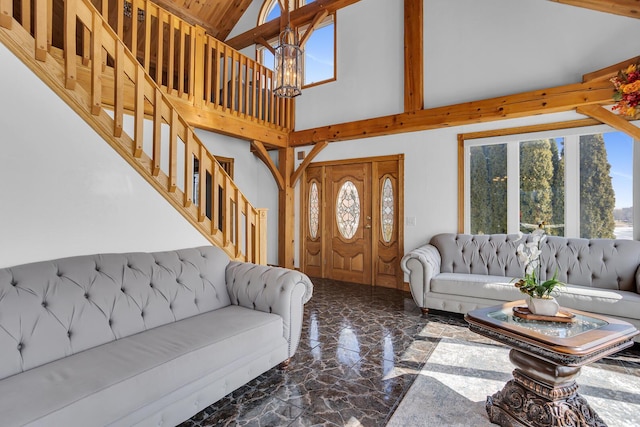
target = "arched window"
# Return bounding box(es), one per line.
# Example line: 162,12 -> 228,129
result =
256,0 -> 336,89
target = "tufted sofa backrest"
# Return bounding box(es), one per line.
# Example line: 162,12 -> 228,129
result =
431,233 -> 525,277
0,246 -> 230,380
540,236 -> 640,292
431,233 -> 640,292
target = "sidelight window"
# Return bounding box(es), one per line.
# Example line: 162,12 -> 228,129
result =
381,177 -> 394,243
309,181 -> 320,239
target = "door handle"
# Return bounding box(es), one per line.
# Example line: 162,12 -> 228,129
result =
365,224 -> 371,229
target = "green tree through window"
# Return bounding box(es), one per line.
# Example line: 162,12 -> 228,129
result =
467,130 -> 624,239
580,134 -> 616,238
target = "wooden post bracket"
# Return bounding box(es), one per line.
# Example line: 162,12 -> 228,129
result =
290,140 -> 328,186
252,140 -> 285,190
577,105 -> 640,141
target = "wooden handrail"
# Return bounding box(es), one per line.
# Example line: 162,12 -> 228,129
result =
90,0 -> 294,130
2,0 -> 268,264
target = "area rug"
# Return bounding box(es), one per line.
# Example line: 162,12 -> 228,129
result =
386,337 -> 640,427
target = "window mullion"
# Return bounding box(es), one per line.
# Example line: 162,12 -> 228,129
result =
564,135 -> 580,238
463,144 -> 471,233
507,141 -> 520,234
634,138 -> 639,241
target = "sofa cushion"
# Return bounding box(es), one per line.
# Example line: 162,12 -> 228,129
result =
431,273 -> 523,301
0,246 -> 230,380
431,273 -> 640,321
0,305 -> 287,427
554,284 -> 640,320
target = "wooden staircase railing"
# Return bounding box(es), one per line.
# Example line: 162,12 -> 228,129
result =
65,0 -> 293,131
0,0 -> 267,264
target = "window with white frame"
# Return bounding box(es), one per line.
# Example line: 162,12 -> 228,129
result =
256,0 -> 336,88
464,125 -> 637,240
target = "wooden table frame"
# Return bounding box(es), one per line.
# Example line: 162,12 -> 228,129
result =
465,300 -> 639,427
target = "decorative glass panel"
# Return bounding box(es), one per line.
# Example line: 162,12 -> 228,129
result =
309,182 -> 319,239
381,177 -> 394,242
336,181 -> 360,239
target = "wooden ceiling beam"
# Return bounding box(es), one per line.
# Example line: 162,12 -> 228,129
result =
404,0 -> 423,112
577,105 -> 640,140
150,0 -> 219,35
299,10 -> 329,48
548,0 -> 640,19
225,0 -> 360,49
213,0 -> 254,40
289,79 -> 614,146
173,104 -> 288,149
255,36 -> 276,55
582,55 -> 640,82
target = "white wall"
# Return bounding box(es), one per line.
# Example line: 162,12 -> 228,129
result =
295,0 -> 405,129
423,0 -> 640,109
291,0 -> 640,128
0,43 -> 210,268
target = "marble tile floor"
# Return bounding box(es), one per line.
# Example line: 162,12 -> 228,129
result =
179,278 -> 640,427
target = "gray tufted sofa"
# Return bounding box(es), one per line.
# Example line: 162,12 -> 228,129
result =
402,233 -> 640,333
0,245 -> 313,427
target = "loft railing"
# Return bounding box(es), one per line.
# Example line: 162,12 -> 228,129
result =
96,0 -> 293,130
6,0 -> 293,130
1,0 -> 267,263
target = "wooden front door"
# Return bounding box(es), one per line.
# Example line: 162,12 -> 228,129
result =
301,155 -> 404,288
327,162 -> 372,284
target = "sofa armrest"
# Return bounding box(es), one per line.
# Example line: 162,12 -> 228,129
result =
401,244 -> 442,309
225,262 -> 313,358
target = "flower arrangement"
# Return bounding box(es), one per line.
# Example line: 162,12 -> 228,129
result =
513,225 -> 564,299
611,63 -> 640,119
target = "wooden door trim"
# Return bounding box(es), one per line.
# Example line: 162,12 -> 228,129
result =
308,154 -> 403,167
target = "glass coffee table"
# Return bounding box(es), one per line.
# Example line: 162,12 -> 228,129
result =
465,300 -> 638,427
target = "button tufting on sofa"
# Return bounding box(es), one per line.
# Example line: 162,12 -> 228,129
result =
402,232 -> 640,342
0,246 -> 314,427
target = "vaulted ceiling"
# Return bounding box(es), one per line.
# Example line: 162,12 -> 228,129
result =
146,0 -> 639,45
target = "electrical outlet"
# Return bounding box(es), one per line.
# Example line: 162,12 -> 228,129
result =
406,216 -> 416,226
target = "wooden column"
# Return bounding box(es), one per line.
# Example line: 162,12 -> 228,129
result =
278,147 -> 295,268
404,0 -> 423,112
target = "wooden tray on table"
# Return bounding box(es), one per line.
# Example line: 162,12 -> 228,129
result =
512,306 -> 576,323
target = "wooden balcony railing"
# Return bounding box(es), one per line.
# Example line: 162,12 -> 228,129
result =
1,0 -> 268,263
98,0 -> 294,130
8,0 -> 293,131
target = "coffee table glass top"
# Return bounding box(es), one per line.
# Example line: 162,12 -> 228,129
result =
488,307 -> 608,339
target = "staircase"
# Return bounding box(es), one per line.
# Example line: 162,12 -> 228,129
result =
0,0 -> 267,264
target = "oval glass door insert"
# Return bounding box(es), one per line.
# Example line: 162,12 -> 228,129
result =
336,180 -> 360,239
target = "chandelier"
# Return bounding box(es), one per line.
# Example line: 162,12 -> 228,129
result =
274,24 -> 302,98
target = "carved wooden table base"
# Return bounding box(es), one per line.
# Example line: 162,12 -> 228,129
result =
465,301 -> 638,427
486,352 -> 606,427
